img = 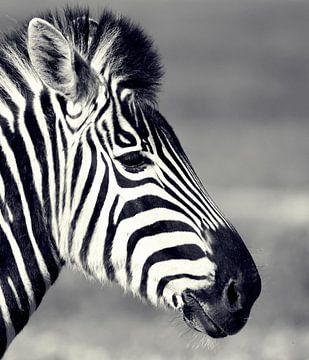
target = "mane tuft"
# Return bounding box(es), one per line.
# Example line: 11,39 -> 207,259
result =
0,6 -> 163,104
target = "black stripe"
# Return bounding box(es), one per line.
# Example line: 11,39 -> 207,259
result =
140,244 -> 205,298
150,122 -> 218,226
118,195 -> 194,224
58,120 -> 67,161
24,95 -> 51,227
125,220 -> 195,283
0,306 -> 7,357
58,120 -> 68,213
118,93 -> 136,128
0,277 -> 29,337
153,136 -> 207,219
103,195 -> 119,280
161,171 -> 215,226
154,122 -> 224,226
102,121 -> 113,150
80,154 -> 109,270
93,96 -> 111,124
68,129 -> 97,252
135,105 -> 153,153
40,90 -> 60,221
111,94 -> 137,148
0,88 -> 19,122
147,120 -> 208,218
160,130 -> 224,223
67,109 -> 82,119
156,274 -> 209,297
159,128 -> 203,192
56,94 -> 67,117
104,196 -> 198,282
70,142 -> 82,206
112,161 -> 160,188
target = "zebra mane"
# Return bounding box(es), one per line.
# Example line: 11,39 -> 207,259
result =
0,6 -> 163,104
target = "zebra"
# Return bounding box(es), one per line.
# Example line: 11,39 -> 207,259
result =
0,6 -> 261,357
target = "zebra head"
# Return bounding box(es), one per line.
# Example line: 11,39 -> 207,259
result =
27,9 -> 261,339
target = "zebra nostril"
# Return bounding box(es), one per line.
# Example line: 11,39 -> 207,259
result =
224,280 -> 242,312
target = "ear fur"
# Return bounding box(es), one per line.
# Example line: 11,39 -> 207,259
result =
73,16 -> 98,45
28,18 -> 98,102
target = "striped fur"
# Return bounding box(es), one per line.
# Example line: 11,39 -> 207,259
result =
0,7 -> 261,357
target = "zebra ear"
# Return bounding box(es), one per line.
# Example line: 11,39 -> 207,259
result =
27,18 -> 98,102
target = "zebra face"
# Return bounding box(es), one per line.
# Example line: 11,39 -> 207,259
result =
98,100 -> 261,338
27,14 -> 261,339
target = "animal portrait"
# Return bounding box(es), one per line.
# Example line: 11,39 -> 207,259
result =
0,5 -> 262,358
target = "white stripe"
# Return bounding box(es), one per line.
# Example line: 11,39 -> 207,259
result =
55,118 -> 66,221
7,277 -> 22,311
111,207 -> 207,272
0,173 -> 5,200
128,232 -> 210,293
146,258 -> 215,305
0,176 -> 14,222
160,277 -> 214,308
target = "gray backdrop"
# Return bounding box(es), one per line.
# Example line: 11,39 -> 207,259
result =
1,1 -> 308,359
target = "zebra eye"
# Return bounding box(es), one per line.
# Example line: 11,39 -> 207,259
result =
117,151 -> 151,172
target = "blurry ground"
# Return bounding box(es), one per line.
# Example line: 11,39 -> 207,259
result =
1,0 -> 309,359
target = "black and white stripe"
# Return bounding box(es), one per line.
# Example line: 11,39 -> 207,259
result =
0,6 -> 261,357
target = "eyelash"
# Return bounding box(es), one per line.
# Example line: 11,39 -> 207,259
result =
116,151 -> 152,173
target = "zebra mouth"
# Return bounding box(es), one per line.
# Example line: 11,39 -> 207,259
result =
182,295 -> 227,338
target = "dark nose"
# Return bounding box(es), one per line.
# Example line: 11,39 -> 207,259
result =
223,279 -> 243,313
182,226 -> 262,337
181,270 -> 261,337
223,267 -> 262,313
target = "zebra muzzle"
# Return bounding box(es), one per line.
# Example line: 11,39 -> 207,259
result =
182,292 -> 227,338
181,276 -> 254,338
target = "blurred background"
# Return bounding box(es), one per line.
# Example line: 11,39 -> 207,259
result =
1,0 -> 309,359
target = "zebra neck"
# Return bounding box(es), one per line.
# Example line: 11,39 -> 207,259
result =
0,222 -> 62,355
0,194 -> 62,354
